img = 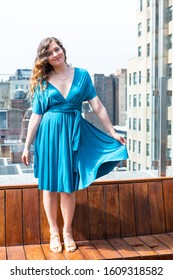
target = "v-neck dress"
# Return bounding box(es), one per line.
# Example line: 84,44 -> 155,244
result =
32,67 -> 128,193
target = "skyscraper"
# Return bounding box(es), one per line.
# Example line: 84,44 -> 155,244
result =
127,0 -> 172,174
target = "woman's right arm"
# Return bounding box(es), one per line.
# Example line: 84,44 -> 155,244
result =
21,112 -> 42,166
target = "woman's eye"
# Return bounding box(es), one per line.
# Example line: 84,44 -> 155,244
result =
47,52 -> 52,57
55,48 -> 60,52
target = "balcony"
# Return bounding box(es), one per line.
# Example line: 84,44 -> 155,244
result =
1,175 -> 173,260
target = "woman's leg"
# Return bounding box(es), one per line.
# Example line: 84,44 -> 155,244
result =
43,190 -> 58,234
43,190 -> 62,253
60,192 -> 76,251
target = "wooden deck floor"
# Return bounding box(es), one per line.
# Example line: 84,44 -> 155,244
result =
1,233 -> 173,260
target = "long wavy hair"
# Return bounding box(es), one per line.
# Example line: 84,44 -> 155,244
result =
30,37 -> 67,95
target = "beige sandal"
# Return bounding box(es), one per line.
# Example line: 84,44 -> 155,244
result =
50,233 -> 62,253
63,232 -> 77,252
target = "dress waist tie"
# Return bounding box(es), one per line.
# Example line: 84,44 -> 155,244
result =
48,105 -> 81,173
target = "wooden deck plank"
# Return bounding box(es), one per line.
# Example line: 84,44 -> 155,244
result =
88,186 -> 105,240
0,190 -> 5,246
23,188 -> 40,245
119,184 -> 136,237
74,188 -> 89,241
154,234 -> 173,250
139,235 -> 173,260
0,247 -> 6,260
104,185 -> 121,238
41,244 -> 65,260
24,244 -> 45,260
63,248 -> 85,260
7,246 -> 26,260
148,182 -> 166,234
134,183 -> 151,236
77,240 -> 104,260
124,237 -> 158,260
167,232 -> 173,238
91,239 -> 123,259
108,238 -> 141,259
6,189 -> 23,246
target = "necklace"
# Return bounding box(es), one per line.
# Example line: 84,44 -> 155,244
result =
52,66 -> 71,81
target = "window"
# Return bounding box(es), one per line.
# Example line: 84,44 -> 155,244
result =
0,111 -> 8,129
147,94 -> 150,106
139,71 -> 141,84
129,95 -> 132,107
133,72 -> 137,84
129,118 -> 131,129
133,118 -> 137,130
168,34 -> 172,49
138,141 -> 141,153
147,69 -> 150,82
133,94 -> 137,107
138,118 -> 141,131
129,73 -> 131,85
140,0 -> 143,11
147,0 -> 150,7
133,140 -> 137,152
139,94 -> 141,107
138,164 -> 141,170
167,120 -> 171,135
147,43 -> 150,56
138,23 -> 142,36
146,119 -> 150,132
133,162 -> 137,171
147,18 -> 150,32
129,160 -> 131,170
138,46 -> 142,57
167,6 -> 172,22
146,143 -> 150,156
166,148 -> 171,160
167,63 -> 172,79
167,94 -> 172,107
129,139 -> 131,151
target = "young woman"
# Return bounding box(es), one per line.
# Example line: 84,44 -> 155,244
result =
22,37 -> 128,253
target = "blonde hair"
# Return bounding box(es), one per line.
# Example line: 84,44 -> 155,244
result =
30,37 -> 67,95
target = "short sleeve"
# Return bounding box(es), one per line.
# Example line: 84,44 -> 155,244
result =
32,87 -> 48,115
84,71 -> 97,101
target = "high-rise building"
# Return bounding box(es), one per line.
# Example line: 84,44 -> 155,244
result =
84,73 -> 117,132
127,0 -> 173,173
114,69 -> 127,127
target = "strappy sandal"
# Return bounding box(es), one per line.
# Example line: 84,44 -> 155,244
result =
63,232 -> 77,252
50,233 -> 62,253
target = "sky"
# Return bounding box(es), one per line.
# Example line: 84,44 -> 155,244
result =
0,0 -> 138,78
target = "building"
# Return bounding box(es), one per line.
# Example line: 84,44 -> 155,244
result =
84,73 -> 117,131
127,0 -> 172,173
0,69 -> 31,162
114,69 -> 127,126
0,82 -> 10,109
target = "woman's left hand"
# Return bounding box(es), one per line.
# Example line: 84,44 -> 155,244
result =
111,133 -> 126,145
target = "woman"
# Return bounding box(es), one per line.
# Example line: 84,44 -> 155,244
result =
22,37 -> 128,253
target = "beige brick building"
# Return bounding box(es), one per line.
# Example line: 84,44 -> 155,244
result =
127,0 -> 172,173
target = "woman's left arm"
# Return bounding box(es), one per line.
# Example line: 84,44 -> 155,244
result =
88,96 -> 126,145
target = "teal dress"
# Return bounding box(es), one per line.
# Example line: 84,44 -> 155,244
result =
32,68 -> 128,193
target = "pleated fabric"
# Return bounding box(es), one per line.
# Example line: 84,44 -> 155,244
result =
32,67 -> 128,193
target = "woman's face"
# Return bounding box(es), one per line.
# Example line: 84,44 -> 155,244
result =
46,41 -> 65,67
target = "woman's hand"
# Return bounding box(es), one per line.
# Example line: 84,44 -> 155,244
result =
21,148 -> 30,166
111,132 -> 126,145
89,97 -> 126,145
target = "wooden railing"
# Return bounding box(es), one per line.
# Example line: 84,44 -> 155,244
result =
1,176 -> 173,247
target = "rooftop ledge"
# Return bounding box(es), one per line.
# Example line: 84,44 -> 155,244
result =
1,170 -> 173,188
